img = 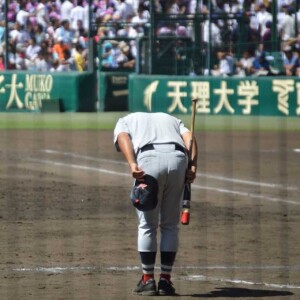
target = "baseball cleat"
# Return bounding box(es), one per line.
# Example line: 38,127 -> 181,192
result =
133,278 -> 157,296
158,278 -> 176,296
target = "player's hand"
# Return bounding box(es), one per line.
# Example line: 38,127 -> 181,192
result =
186,166 -> 197,183
130,163 -> 145,180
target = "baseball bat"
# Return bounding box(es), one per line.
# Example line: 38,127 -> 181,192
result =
181,98 -> 198,225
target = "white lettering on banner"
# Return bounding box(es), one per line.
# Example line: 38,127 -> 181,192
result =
167,81 -> 187,113
0,75 -> 5,93
25,92 -> 51,110
237,81 -> 259,115
5,74 -> 24,109
213,81 -> 235,114
25,74 -> 53,109
25,74 -> 53,92
0,74 -> 53,110
144,80 -> 159,111
272,80 -> 294,116
296,83 -> 300,116
155,79 -> 299,115
191,81 -> 210,113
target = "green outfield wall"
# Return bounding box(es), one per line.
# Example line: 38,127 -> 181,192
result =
0,72 -> 97,112
3,72 -> 300,117
128,75 -> 300,116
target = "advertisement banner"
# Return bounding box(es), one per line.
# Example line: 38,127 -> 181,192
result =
0,72 -> 96,112
129,75 -> 300,116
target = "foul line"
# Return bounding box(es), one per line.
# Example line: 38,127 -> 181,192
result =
183,275 -> 300,290
194,184 -> 300,206
41,149 -> 298,191
28,158 -> 299,206
11,265 -> 300,290
41,149 -> 127,166
196,173 -> 297,190
29,158 -> 130,177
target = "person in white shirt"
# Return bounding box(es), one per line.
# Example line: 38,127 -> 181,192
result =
278,5 -> 296,41
83,3 -> 89,32
16,23 -> 31,52
9,22 -> 22,45
114,112 -> 198,296
187,0 -> 208,14
35,50 -> 49,72
36,0 -> 49,30
113,0 -> 136,21
203,20 -> 222,48
131,3 -> 150,26
211,48 -> 234,77
69,0 -> 85,31
25,36 -> 41,69
16,3 -> 31,28
117,21 -> 138,38
235,48 -> 256,76
60,0 -> 74,21
57,48 -> 76,71
256,3 -> 273,39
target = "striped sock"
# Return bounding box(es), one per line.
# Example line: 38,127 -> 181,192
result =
139,252 -> 156,283
160,251 -> 176,281
160,265 -> 172,281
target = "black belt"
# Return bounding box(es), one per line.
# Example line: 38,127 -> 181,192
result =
140,143 -> 186,154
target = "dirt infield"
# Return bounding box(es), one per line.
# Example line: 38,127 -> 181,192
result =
0,129 -> 299,300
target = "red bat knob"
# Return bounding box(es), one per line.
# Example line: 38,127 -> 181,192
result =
181,208 -> 190,225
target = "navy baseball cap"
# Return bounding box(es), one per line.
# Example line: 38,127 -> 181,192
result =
130,175 -> 158,211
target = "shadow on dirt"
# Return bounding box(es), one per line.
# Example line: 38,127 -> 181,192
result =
190,287 -> 294,298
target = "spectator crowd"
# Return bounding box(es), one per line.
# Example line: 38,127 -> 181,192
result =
0,0 -> 300,76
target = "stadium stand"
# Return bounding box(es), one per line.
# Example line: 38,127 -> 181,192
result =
0,0 -> 299,76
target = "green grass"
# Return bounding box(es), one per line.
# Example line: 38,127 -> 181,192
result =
0,113 -> 122,130
0,113 -> 299,131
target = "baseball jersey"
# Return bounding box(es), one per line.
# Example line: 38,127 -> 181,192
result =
114,112 -> 189,154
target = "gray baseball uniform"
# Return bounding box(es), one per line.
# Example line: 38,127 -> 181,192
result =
114,112 -> 189,252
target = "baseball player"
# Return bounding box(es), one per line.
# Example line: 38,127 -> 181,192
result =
114,112 -> 198,296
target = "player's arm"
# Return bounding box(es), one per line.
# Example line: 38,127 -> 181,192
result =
182,131 -> 198,183
117,132 -> 145,180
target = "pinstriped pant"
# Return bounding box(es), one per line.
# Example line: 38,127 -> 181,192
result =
135,144 -> 188,252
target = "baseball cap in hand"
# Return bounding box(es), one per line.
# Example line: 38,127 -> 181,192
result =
130,175 -> 158,211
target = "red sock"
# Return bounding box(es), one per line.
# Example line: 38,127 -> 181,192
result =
160,274 -> 171,281
143,274 -> 154,283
